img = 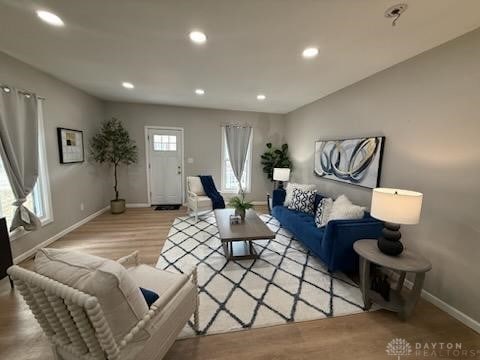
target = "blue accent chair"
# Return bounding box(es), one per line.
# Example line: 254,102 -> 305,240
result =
271,189 -> 383,273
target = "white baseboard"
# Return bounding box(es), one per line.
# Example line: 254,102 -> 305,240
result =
126,203 -> 151,208
13,206 -> 109,264
403,279 -> 480,334
385,270 -> 479,333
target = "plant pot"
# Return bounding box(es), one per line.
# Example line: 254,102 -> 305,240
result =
235,208 -> 246,221
110,199 -> 126,214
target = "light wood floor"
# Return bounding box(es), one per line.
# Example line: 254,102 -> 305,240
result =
0,207 -> 478,360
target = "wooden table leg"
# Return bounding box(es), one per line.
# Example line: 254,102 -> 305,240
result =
399,272 -> 425,320
396,271 -> 406,292
359,257 -> 372,310
222,241 -> 231,261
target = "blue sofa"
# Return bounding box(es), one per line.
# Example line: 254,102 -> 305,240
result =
271,189 -> 383,273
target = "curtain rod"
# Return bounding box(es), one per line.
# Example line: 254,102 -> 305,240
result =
221,122 -> 252,128
0,83 -> 46,100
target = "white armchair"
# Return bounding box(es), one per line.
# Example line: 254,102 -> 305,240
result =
8,249 -> 198,360
186,176 -> 213,222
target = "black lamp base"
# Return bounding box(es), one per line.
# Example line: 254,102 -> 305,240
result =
377,222 -> 404,256
277,181 -> 285,190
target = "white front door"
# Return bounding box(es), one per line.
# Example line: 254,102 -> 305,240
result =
147,128 -> 183,205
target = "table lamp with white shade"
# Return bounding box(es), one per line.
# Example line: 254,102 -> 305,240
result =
273,168 -> 291,189
370,188 -> 423,256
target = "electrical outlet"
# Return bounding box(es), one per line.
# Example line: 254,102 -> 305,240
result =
80,203 -> 84,211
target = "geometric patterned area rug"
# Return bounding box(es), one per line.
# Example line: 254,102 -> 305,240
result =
156,212 -> 367,338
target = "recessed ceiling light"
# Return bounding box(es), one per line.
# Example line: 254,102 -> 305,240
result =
195,89 -> 205,95
302,47 -> 319,59
257,94 -> 266,101
36,10 -> 64,27
189,31 -> 207,44
122,82 -> 134,89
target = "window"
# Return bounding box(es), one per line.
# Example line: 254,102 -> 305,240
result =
0,101 -> 52,237
221,127 -> 253,193
153,134 -> 177,151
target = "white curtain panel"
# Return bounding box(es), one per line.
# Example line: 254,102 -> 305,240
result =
224,125 -> 252,193
0,87 -> 40,231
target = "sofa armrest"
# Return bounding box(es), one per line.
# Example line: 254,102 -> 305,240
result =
187,190 -> 198,199
117,251 -> 139,268
272,188 -> 286,208
322,218 -> 383,272
119,267 -> 197,349
187,190 -> 199,210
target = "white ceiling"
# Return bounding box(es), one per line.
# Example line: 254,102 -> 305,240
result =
1,0 -> 480,114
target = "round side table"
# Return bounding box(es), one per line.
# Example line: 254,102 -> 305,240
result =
353,239 -> 432,320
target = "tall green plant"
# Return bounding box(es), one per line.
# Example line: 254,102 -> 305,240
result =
260,143 -> 292,181
90,118 -> 138,200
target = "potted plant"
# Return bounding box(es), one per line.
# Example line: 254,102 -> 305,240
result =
90,118 -> 138,214
228,194 -> 253,221
260,143 -> 292,183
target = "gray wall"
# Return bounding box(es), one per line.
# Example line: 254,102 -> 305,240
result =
285,29 -> 480,321
105,102 -> 285,203
0,51 -> 109,258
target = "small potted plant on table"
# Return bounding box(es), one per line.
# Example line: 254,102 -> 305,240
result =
90,118 -> 137,214
228,194 -> 253,221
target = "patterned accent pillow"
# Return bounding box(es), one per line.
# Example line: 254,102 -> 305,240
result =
314,197 -> 334,228
284,183 -> 317,206
288,188 -> 317,214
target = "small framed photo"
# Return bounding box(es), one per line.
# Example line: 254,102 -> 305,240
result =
229,214 -> 242,225
57,128 -> 84,164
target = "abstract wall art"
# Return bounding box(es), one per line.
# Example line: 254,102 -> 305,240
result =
314,136 -> 385,189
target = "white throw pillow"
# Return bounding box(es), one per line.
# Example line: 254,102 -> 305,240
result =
35,248 -> 149,343
188,176 -> 206,195
314,197 -> 334,228
288,188 -> 317,215
284,182 -> 316,206
327,195 -> 365,223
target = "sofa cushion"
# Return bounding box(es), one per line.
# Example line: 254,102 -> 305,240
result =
187,195 -> 211,209
127,264 -> 189,296
313,193 -> 325,212
314,197 -> 333,228
34,248 -> 149,343
187,176 -> 206,195
284,183 -> 316,206
288,188 -> 317,215
126,265 -> 192,334
272,206 -> 324,255
328,195 -> 365,222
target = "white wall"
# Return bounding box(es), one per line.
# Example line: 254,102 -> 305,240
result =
284,29 -> 480,322
0,51 -> 109,258
104,102 -> 285,203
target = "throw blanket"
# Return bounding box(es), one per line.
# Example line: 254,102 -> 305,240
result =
199,175 -> 225,210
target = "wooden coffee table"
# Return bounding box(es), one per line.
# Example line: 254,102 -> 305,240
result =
214,209 -> 275,261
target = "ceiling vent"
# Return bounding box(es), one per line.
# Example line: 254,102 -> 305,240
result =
385,3 -> 408,26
